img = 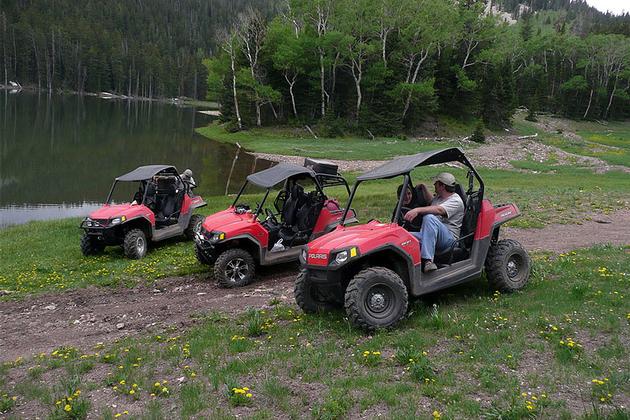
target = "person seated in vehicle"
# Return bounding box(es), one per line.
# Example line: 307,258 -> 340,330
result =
180,169 -> 197,191
131,178 -> 158,211
403,172 -> 464,273
131,183 -> 144,205
395,181 -> 428,230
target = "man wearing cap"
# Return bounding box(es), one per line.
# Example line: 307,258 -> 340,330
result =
403,172 -> 464,273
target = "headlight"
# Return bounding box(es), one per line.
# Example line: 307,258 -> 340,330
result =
210,231 -> 226,242
300,249 -> 307,263
335,250 -> 348,264
110,216 -> 126,225
331,247 -> 358,265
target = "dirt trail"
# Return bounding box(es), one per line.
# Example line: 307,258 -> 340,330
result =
1,211 -> 628,362
505,209 -> 630,253
0,269 -> 295,362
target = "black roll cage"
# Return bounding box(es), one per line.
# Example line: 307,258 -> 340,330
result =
232,173 -> 351,220
340,154 -> 484,226
105,168 -> 185,205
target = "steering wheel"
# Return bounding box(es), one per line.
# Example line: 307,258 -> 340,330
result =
400,207 -> 423,231
265,208 -> 279,225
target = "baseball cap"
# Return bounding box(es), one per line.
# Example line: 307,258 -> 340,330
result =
432,172 -> 456,187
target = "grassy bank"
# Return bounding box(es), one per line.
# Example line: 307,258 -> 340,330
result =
1,245 -> 628,418
196,124 -> 470,161
1,165 -> 628,297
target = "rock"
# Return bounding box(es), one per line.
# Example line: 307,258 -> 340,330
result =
116,323 -> 125,330
44,303 -> 57,310
197,292 -> 207,296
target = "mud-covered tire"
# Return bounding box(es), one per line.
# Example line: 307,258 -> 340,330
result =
485,239 -> 531,292
294,269 -> 340,314
185,214 -> 204,240
123,229 -> 148,259
214,248 -> 255,288
344,267 -> 408,331
195,244 -> 215,266
80,234 -> 104,256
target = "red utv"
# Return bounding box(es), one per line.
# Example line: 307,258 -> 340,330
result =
194,159 -> 356,288
295,148 -> 531,330
80,165 -> 206,259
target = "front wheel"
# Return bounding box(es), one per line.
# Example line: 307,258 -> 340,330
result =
344,267 -> 408,331
185,214 -> 204,240
214,248 -> 255,288
294,269 -> 340,314
80,233 -> 105,256
123,229 -> 148,259
485,239 -> 531,292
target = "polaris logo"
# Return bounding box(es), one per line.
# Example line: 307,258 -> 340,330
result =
500,210 -> 513,218
309,253 -> 328,260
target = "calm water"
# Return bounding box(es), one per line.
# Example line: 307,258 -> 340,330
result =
0,91 -> 271,227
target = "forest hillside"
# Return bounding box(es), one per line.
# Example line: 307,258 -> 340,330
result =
206,0 -> 630,133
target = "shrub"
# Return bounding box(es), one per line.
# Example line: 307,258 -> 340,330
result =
470,121 -> 486,143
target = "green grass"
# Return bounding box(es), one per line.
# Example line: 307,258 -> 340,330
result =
196,123 -> 470,160
1,164 -> 628,297
1,245 -> 628,418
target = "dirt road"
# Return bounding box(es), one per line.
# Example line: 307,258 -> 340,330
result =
1,212 -> 628,362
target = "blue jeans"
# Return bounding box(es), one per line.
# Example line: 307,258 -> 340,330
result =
411,214 -> 456,261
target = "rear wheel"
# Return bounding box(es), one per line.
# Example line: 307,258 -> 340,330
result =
185,214 -> 204,240
195,244 -> 215,266
123,229 -> 148,259
485,239 -> 531,292
214,248 -> 255,288
344,267 -> 408,331
295,269 -> 340,313
80,233 -> 104,256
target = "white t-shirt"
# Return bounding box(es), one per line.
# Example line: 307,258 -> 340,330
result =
431,193 -> 464,240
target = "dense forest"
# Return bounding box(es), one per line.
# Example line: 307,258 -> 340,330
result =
1,0 -> 629,130
0,0 -> 277,98
205,0 -> 630,134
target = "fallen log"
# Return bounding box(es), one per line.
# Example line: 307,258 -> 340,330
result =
304,125 -> 318,139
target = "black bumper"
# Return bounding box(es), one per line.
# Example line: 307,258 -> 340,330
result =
303,266 -> 345,285
194,233 -> 217,254
81,226 -> 120,245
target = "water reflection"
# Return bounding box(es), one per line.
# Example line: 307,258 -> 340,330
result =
0,91 -> 272,227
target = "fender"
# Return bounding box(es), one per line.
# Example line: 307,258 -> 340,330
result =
475,200 -> 521,240
361,244 -> 416,287
123,215 -> 155,238
327,244 -> 417,290
190,196 -> 206,209
490,203 -> 521,235
220,234 -> 264,262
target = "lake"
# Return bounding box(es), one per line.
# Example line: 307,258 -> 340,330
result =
0,91 -> 272,227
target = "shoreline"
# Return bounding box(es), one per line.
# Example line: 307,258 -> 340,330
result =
0,84 -> 219,109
